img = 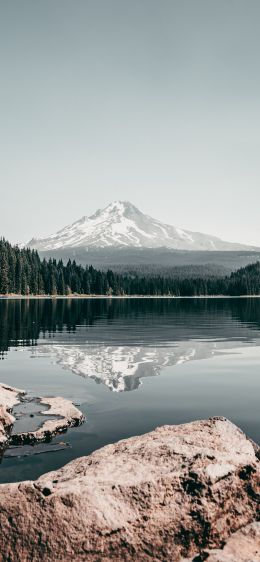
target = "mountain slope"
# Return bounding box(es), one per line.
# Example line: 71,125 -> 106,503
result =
28,201 -> 258,252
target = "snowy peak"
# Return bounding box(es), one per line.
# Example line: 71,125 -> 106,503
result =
92,200 -> 139,217
28,200 -> 257,252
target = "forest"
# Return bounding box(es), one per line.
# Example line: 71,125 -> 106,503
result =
0,238 -> 260,296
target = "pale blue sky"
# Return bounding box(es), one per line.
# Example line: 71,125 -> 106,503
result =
0,0 -> 259,245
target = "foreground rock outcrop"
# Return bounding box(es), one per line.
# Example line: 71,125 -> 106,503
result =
0,417 -> 259,561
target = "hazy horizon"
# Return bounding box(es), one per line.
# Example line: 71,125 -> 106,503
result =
1,0 -> 260,246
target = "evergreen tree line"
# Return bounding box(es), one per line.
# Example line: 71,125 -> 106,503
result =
1,239 -> 260,296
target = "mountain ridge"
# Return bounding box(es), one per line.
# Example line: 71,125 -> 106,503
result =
28,200 -> 259,252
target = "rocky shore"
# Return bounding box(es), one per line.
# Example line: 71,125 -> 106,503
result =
0,383 -> 84,450
0,384 -> 25,449
10,395 -> 84,445
0,416 -> 259,561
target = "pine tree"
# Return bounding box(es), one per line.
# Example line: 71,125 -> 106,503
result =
0,241 -> 9,294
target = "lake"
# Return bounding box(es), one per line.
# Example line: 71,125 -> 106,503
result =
0,297 -> 259,483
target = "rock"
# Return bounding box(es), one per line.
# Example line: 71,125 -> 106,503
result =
11,396 -> 84,445
0,417 -> 259,562
5,442 -> 71,458
183,522 -> 260,561
0,383 -> 84,450
0,384 -> 25,449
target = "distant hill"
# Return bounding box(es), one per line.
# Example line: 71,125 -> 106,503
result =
38,247 -> 260,274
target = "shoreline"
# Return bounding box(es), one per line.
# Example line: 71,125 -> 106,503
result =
1,294 -> 260,300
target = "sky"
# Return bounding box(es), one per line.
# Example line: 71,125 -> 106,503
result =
0,0 -> 260,246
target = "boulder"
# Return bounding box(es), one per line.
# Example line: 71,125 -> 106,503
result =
0,417 -> 259,561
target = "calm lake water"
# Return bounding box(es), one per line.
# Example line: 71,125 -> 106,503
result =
0,297 -> 259,483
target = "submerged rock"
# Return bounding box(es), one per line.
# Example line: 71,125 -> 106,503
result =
0,417 -> 258,561
5,442 -> 71,458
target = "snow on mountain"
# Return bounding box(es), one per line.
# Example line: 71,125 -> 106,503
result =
28,200 -> 257,252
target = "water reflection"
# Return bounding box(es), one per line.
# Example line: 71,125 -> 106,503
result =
34,339 -> 249,392
1,298 -> 260,391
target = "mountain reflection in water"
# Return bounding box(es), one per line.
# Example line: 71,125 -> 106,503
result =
1,298 -> 260,392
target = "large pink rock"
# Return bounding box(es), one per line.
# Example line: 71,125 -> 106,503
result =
0,417 -> 259,561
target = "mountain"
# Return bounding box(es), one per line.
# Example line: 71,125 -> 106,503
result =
27,201 -> 258,252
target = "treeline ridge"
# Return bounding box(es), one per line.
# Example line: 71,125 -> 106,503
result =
0,239 -> 260,296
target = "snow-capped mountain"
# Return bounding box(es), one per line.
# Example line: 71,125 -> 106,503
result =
28,201 -> 257,252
